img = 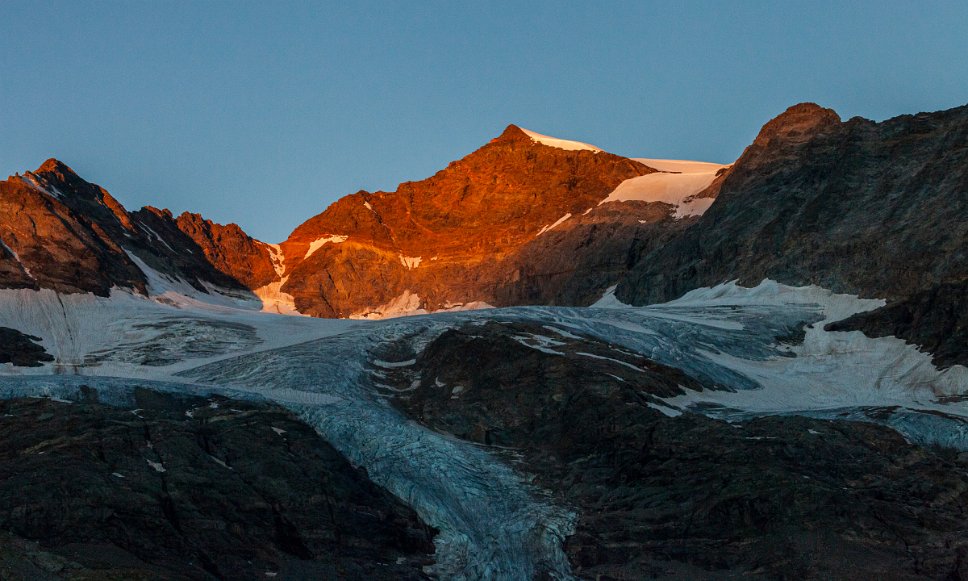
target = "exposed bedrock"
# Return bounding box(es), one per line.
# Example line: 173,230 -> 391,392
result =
382,320 -> 968,580
0,388 -> 435,580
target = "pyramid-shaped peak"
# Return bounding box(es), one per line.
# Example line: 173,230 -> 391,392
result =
35,158 -> 78,177
491,124 -> 602,152
496,124 -> 530,140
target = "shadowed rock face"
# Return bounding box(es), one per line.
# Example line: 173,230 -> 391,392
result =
277,125 -> 662,316
616,102 -> 968,367
491,201 -> 696,307
0,328 -> 53,367
617,102 -> 968,303
0,390 -> 435,580
381,321 -> 968,580
828,278 -> 968,368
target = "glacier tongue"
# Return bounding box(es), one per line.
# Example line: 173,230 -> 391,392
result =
180,319 -> 578,580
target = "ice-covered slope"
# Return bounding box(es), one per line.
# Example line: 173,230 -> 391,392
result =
0,287 -> 354,378
0,286 -> 576,578
599,158 -> 727,218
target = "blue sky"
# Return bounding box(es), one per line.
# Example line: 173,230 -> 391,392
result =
2,1 -> 967,242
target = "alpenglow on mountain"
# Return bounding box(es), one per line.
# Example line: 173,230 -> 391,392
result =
2,102 -> 968,579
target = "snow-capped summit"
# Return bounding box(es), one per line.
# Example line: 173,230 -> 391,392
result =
518,126 -> 603,152
0,124 -> 729,319
276,123 -> 667,317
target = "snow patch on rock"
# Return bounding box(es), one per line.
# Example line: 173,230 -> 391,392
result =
399,255 -> 422,269
0,237 -> 32,279
125,251 -> 260,311
263,243 -> 286,277
253,278 -> 301,316
591,285 -> 627,308
19,173 -> 65,200
138,223 -> 175,253
536,213 -> 572,237
304,235 -> 348,259
351,290 -> 425,320
351,291 -> 494,320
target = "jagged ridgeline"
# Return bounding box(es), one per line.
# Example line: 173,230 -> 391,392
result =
1,125 -> 725,317
2,102 -> 968,579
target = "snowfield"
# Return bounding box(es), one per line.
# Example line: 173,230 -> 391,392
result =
600,157 -> 728,218
2,278 -> 968,578
511,127 -> 730,218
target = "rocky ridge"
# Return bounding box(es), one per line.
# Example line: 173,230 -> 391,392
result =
617,102 -> 968,366
275,125 -> 672,316
1,127 -> 721,318
4,102 -> 968,366
0,161 -> 257,297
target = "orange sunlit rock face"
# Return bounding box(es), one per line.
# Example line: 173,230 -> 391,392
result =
276,125 -> 669,317
0,160 -> 262,296
174,212 -> 278,290
0,127 -> 705,317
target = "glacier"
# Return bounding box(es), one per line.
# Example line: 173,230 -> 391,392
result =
2,279 -> 968,578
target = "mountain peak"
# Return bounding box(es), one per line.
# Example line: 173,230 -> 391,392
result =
494,125 -> 602,152
754,102 -> 842,146
34,158 -> 80,181
493,124 -> 531,142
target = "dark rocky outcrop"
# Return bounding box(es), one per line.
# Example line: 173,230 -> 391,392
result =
0,328 -> 53,367
616,102 -> 968,367
617,102 -> 968,303
493,202 -> 696,306
381,321 -> 968,580
0,391 -> 436,580
128,206 -> 253,293
829,278 -> 968,368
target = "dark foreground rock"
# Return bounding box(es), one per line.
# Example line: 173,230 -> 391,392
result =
382,321 -> 968,580
0,390 -> 435,580
0,328 -> 53,367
